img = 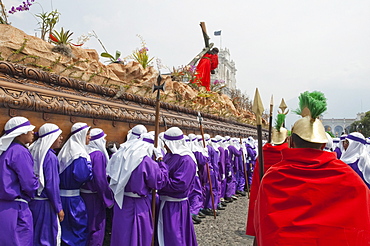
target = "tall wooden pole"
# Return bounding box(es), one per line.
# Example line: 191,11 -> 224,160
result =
152,74 -> 165,246
198,112 -> 217,219
268,95 -> 274,143
252,88 -> 265,181
252,89 -> 265,246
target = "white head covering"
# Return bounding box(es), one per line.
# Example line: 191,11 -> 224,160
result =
158,132 -> 166,154
247,136 -> 256,149
230,138 -> 240,148
220,136 -> 229,149
204,133 -> 211,146
196,135 -> 204,148
184,135 -> 191,148
107,125 -> 147,176
332,137 -> 340,149
87,128 -> 109,162
324,132 -> 334,152
209,137 -> 221,153
124,124 -> 147,144
0,116 -> 35,155
216,135 -> 226,149
109,132 -> 155,209
340,132 -> 370,185
366,138 -> 370,154
58,122 -> 91,174
119,124 -> 147,154
163,127 -> 196,163
339,134 -> 348,154
188,133 -> 201,153
196,134 -> 208,157
29,123 -> 62,195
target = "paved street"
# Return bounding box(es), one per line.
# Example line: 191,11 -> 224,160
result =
194,195 -> 254,246
104,195 -> 254,246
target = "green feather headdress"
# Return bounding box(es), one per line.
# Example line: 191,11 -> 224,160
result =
294,91 -> 327,119
274,114 -> 286,132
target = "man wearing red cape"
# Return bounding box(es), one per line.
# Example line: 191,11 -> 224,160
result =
253,91 -> 370,246
194,48 -> 219,91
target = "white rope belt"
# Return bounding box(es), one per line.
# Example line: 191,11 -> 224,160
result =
80,189 -> 97,194
158,195 -> 188,246
14,198 -> 28,203
60,189 -> 80,197
159,195 -> 188,202
124,192 -> 142,198
33,197 -> 49,201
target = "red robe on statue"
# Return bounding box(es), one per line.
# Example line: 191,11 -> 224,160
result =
254,148 -> 370,246
194,53 -> 218,91
245,143 -> 288,236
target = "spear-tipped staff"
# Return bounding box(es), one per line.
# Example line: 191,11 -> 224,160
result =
278,98 -> 289,127
152,74 -> 165,245
268,95 -> 274,143
197,112 -> 217,219
252,88 -> 265,181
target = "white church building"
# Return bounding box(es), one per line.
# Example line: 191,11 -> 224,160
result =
211,48 -> 237,90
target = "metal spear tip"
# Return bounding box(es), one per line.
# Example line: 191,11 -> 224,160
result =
269,95 -> 274,116
152,74 -> 166,93
252,88 -> 264,125
278,98 -> 289,115
197,111 -> 203,123
157,74 -> 162,85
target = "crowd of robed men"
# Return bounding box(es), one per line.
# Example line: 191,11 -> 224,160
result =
0,113 -> 258,246
1,90 -> 370,246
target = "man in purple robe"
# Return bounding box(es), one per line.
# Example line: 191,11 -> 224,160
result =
209,137 -> 225,210
0,116 -> 38,246
188,133 -> 207,223
158,127 -> 198,246
225,138 -> 242,201
214,135 -> 228,207
58,122 -> 93,246
340,132 -> 370,188
29,123 -> 64,246
244,137 -> 257,190
81,128 -> 114,246
200,134 -> 221,215
109,132 -> 168,246
219,137 -> 231,203
230,138 -> 246,197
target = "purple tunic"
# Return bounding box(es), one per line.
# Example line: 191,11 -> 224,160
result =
158,154 -> 197,246
29,149 -> 63,246
222,148 -> 230,198
203,146 -> 220,208
189,151 -> 207,215
217,147 -> 227,199
110,156 -> 168,246
245,144 -> 257,186
226,145 -> 241,197
59,157 -> 92,246
0,142 -> 38,246
81,151 -> 114,246
334,147 -> 342,159
348,159 -> 370,189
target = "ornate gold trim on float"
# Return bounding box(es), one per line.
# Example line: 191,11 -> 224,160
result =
0,61 -> 263,141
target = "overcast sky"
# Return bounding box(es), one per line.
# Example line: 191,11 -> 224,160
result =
6,0 -> 370,126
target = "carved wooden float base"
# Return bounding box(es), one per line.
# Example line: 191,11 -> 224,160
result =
0,61 -> 265,142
